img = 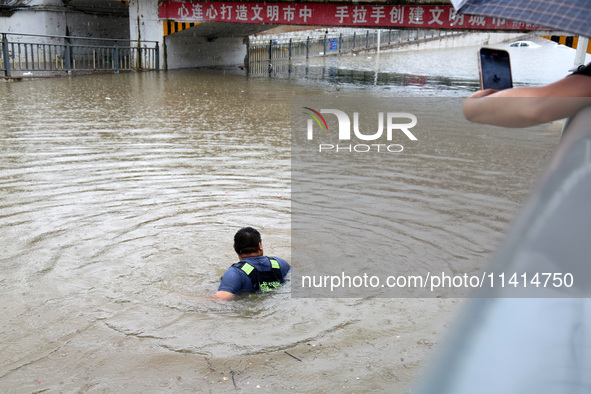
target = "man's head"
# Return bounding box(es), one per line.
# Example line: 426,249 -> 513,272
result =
233,227 -> 263,256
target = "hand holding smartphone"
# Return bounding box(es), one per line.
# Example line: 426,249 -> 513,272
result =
478,48 -> 513,90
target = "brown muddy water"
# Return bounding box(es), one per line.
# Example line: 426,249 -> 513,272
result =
0,36 -> 577,392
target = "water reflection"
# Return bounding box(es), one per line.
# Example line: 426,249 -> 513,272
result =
267,62 -> 477,92
262,34 -> 590,95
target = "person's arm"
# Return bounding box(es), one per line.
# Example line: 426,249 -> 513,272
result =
215,290 -> 235,300
215,267 -> 242,300
463,74 -> 591,127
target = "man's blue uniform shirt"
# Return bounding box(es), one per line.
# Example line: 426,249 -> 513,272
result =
218,256 -> 291,295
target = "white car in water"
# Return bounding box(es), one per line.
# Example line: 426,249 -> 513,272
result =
508,40 -> 541,48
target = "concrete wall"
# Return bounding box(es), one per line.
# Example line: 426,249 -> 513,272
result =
0,0 -> 63,36
0,0 -> 128,39
63,10 -> 129,39
128,0 -> 250,70
165,34 -> 246,69
128,0 -> 162,50
129,0 -> 170,69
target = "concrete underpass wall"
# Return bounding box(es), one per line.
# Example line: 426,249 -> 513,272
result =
0,0 -> 128,39
129,0 -> 164,67
128,0 -> 249,70
165,35 -> 246,69
64,11 -> 129,39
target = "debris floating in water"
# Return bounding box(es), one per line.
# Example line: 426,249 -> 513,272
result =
284,351 -> 302,362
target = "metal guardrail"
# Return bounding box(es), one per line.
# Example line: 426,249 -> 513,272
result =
248,29 -> 462,75
415,104 -> 591,393
1,32 -> 159,77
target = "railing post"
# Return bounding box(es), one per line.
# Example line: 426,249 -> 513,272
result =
268,39 -> 273,73
155,42 -> 160,70
113,45 -> 120,73
64,39 -> 72,73
306,37 -> 310,58
339,33 -> 342,53
323,32 -> 327,54
353,32 -> 356,49
377,30 -> 381,54
135,41 -> 143,71
2,33 -> 10,77
574,37 -> 589,67
288,38 -> 292,60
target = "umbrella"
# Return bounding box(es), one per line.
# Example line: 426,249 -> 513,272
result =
451,0 -> 591,38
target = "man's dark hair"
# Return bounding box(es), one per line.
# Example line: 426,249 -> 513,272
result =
234,227 -> 261,255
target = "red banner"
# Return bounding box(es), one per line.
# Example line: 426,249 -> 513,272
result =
159,1 -> 546,30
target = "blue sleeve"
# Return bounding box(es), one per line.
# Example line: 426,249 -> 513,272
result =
218,266 -> 250,294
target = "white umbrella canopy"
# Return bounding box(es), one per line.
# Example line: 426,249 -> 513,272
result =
452,0 -> 591,38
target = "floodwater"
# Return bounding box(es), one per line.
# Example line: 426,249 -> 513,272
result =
0,34 -> 580,391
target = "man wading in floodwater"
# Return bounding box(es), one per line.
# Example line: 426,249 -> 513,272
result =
215,227 -> 290,300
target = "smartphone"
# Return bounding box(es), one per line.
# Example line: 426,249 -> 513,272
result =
478,48 -> 513,90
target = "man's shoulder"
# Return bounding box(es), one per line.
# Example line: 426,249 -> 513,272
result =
227,261 -> 255,275
222,264 -> 247,279
269,256 -> 290,266
218,263 -> 252,294
241,256 -> 290,273
267,256 -> 291,277
262,256 -> 288,265
241,255 -> 287,264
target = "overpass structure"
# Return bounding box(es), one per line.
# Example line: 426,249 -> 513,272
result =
0,0 -> 569,71
158,1 -> 544,31
134,0 -> 552,69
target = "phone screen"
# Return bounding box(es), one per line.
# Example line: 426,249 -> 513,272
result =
479,48 -> 513,90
